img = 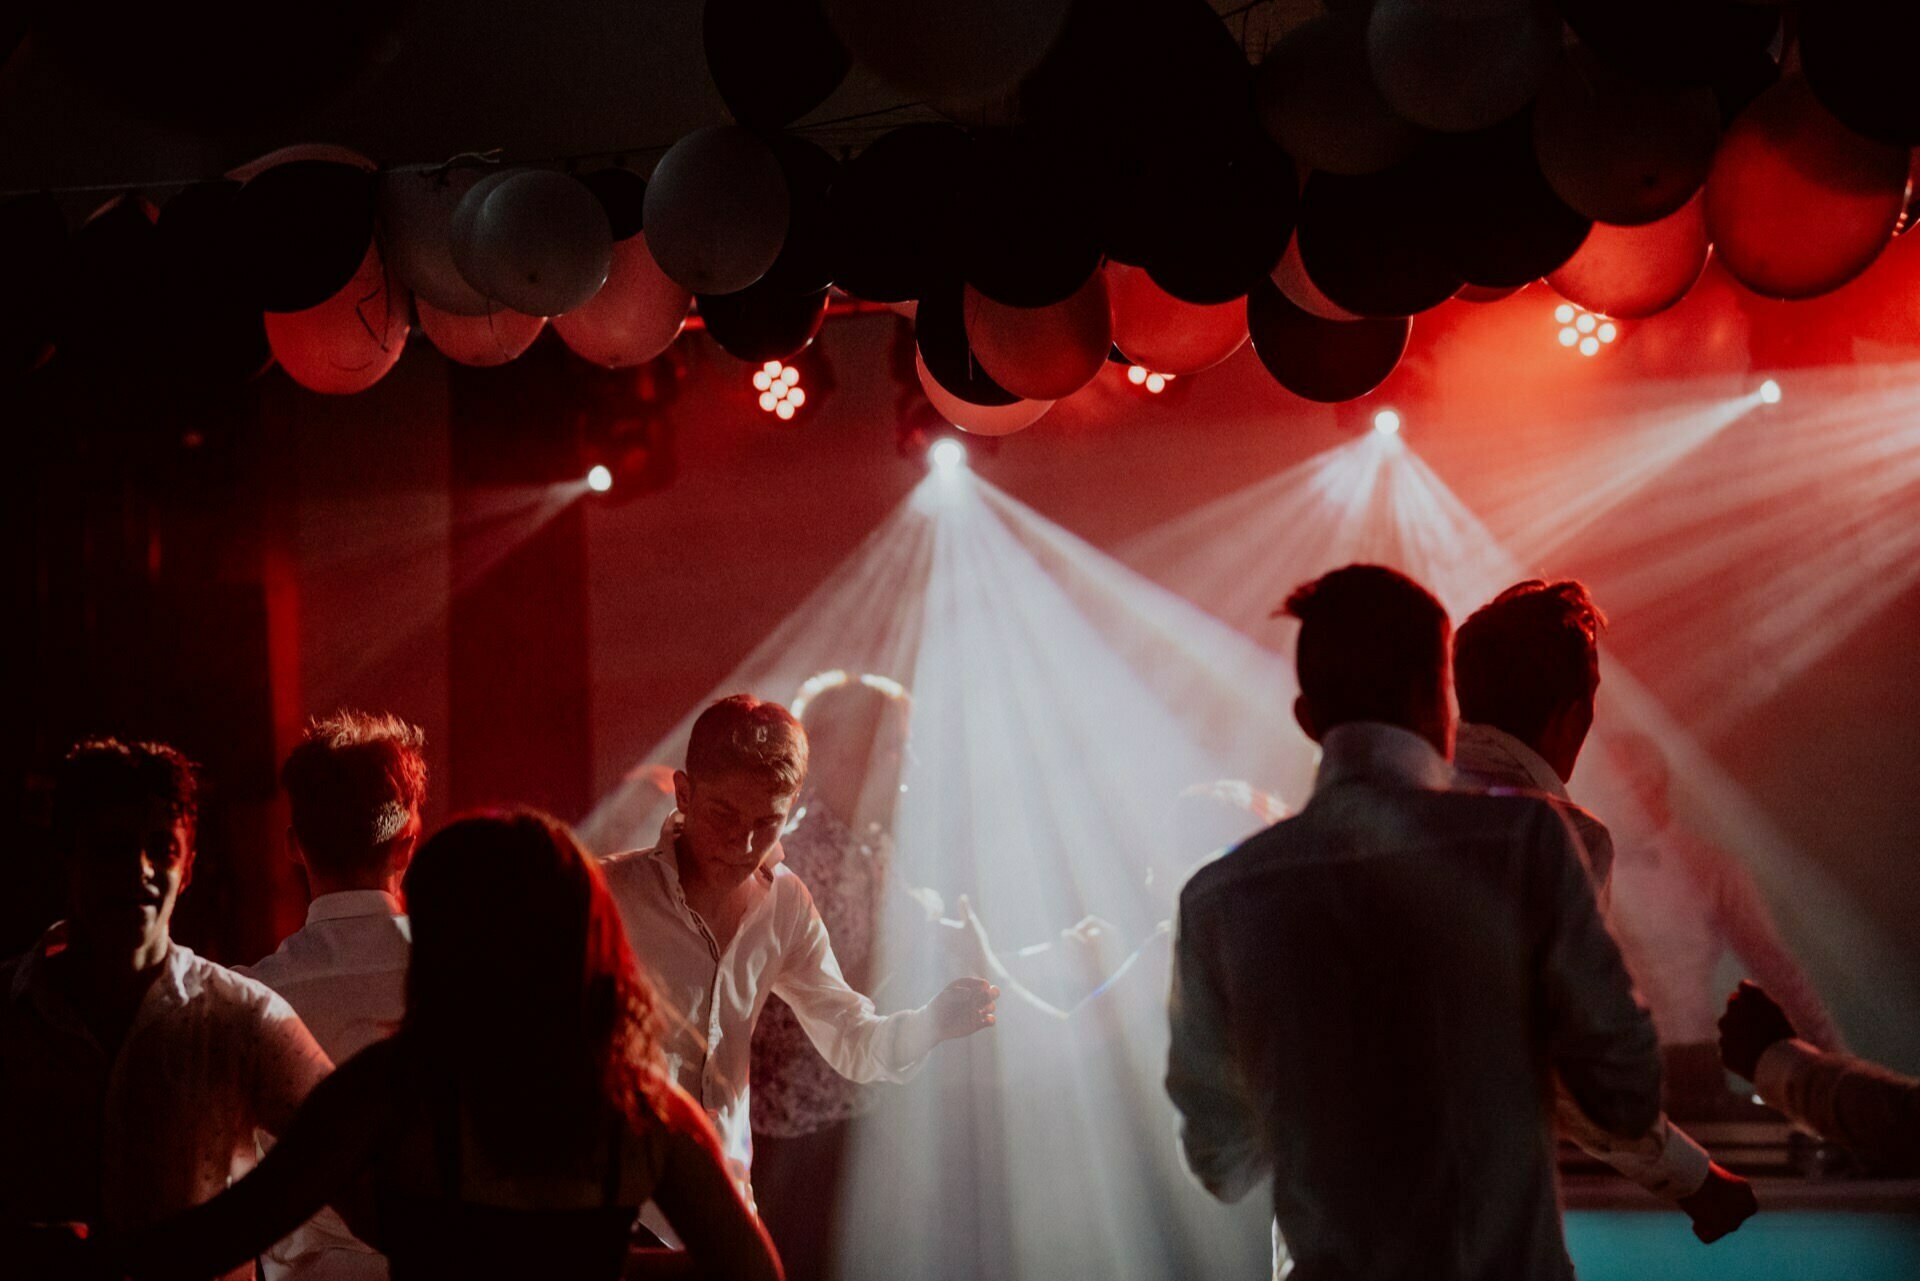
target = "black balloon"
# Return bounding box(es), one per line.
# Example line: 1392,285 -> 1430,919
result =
697,283 -> 830,362
234,160 -> 377,312
963,129 -> 1101,308
580,168 -> 648,241
1419,111 -> 1592,288
914,284 -> 1018,406
827,124 -> 974,302
0,194 -> 68,378
1557,0 -> 1779,90
759,134 -> 840,295
1146,131 -> 1297,305
157,181 -> 272,385
1801,1 -> 1920,146
1295,166 -> 1461,317
704,0 -> 850,128
58,196 -> 165,371
1247,276 -> 1408,404
1022,0 -> 1254,262
1712,43 -> 1781,129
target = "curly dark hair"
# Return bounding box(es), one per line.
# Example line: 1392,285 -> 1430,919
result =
52,738 -> 200,847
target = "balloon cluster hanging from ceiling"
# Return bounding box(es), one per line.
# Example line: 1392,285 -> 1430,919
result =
5,0 -> 1919,440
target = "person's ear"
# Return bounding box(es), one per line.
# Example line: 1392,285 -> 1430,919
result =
179,845 -> 196,893
1293,695 -> 1322,744
673,770 -> 694,813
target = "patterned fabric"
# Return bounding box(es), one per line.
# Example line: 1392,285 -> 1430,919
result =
751,803 -> 893,1139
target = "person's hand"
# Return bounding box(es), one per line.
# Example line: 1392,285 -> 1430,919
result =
1719,980 -> 1797,1081
1676,1163 -> 1758,1244
930,976 -> 999,1043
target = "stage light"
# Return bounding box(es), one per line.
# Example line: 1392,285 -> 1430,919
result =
1373,409 -> 1401,436
1759,378 -> 1782,404
1127,364 -> 1174,394
1127,364 -> 1148,385
1555,303 -> 1620,358
1554,303 -> 1575,324
1144,373 -> 1167,393
1597,322 -> 1618,344
756,360 -> 807,420
586,464 -> 613,493
1575,312 -> 1596,334
930,438 -> 967,471
752,369 -> 773,392
1579,336 -> 1600,356
1559,327 -> 1579,347
775,400 -> 796,420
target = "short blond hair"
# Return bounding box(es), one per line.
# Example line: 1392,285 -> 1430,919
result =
685,695 -> 809,792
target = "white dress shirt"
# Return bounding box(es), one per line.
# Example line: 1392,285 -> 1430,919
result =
1168,722 -> 1661,1281
602,814 -> 935,1190
1451,721 -> 1710,1201
240,891 -> 412,1281
0,929 -> 332,1281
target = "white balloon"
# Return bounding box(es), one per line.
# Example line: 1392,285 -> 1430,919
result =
450,170 -> 612,317
379,167 -> 494,316
642,127 -> 790,296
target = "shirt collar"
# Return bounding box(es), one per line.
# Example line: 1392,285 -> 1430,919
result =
1452,721 -> 1569,800
304,890 -> 405,925
13,924 -> 203,1043
1312,722 -> 1453,797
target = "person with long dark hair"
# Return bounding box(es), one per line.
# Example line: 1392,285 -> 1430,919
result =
76,808 -> 782,1281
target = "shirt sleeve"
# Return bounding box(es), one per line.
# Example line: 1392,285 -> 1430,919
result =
1164,886 -> 1268,1203
1528,801 -> 1664,1141
248,988 -> 335,1138
1755,1039 -> 1920,1175
1553,1084 -> 1711,1199
768,876 -> 932,1085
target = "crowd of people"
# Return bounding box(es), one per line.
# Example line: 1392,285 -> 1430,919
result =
1,563 -> 1913,1281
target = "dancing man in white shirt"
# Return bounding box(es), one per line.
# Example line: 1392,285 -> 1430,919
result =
1452,580 -> 1755,1243
1167,565 -> 1663,1281
0,739 -> 331,1281
240,710 -> 428,1281
602,694 -> 998,1217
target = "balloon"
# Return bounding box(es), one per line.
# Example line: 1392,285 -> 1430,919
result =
1533,44 -> 1722,226
1705,76 -> 1909,300
1146,134 -> 1297,305
916,285 -> 1017,406
580,167 -> 648,241
1367,0 -> 1559,133
59,195 -> 164,371
234,157 -> 377,312
1247,277 -> 1409,403
1106,262 -> 1249,375
827,123 -> 974,302
1295,166 -> 1461,317
916,349 -> 1053,436
0,194 -> 69,377
417,299 -> 545,367
759,135 -> 840,296
1453,282 -> 1524,303
1271,234 -> 1359,322
553,234 -> 691,368
825,0 -> 1072,104
644,126 -> 791,296
697,284 -> 830,362
963,129 -> 1100,308
450,170 -> 612,317
963,272 -> 1112,400
378,166 -> 496,316
265,240 -> 411,395
1255,10 -> 1422,177
1420,110 -> 1592,287
704,0 -> 851,127
157,181 -> 272,385
1548,192 -> 1711,319
1800,1 -> 1920,146
1559,0 -> 1780,90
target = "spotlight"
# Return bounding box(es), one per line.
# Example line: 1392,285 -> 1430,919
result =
1373,408 -> 1402,436
1127,364 -> 1148,385
586,464 -> 614,493
1127,364 -> 1175,395
1579,336 -> 1600,357
1554,303 -> 1575,324
929,438 -> 967,471
755,360 -> 808,421
1554,302 -> 1620,357
1558,327 -> 1579,347
1759,378 -> 1782,405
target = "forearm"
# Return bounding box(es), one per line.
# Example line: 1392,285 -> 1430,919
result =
1554,1082 -> 1710,1200
1756,1040 -> 1920,1173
